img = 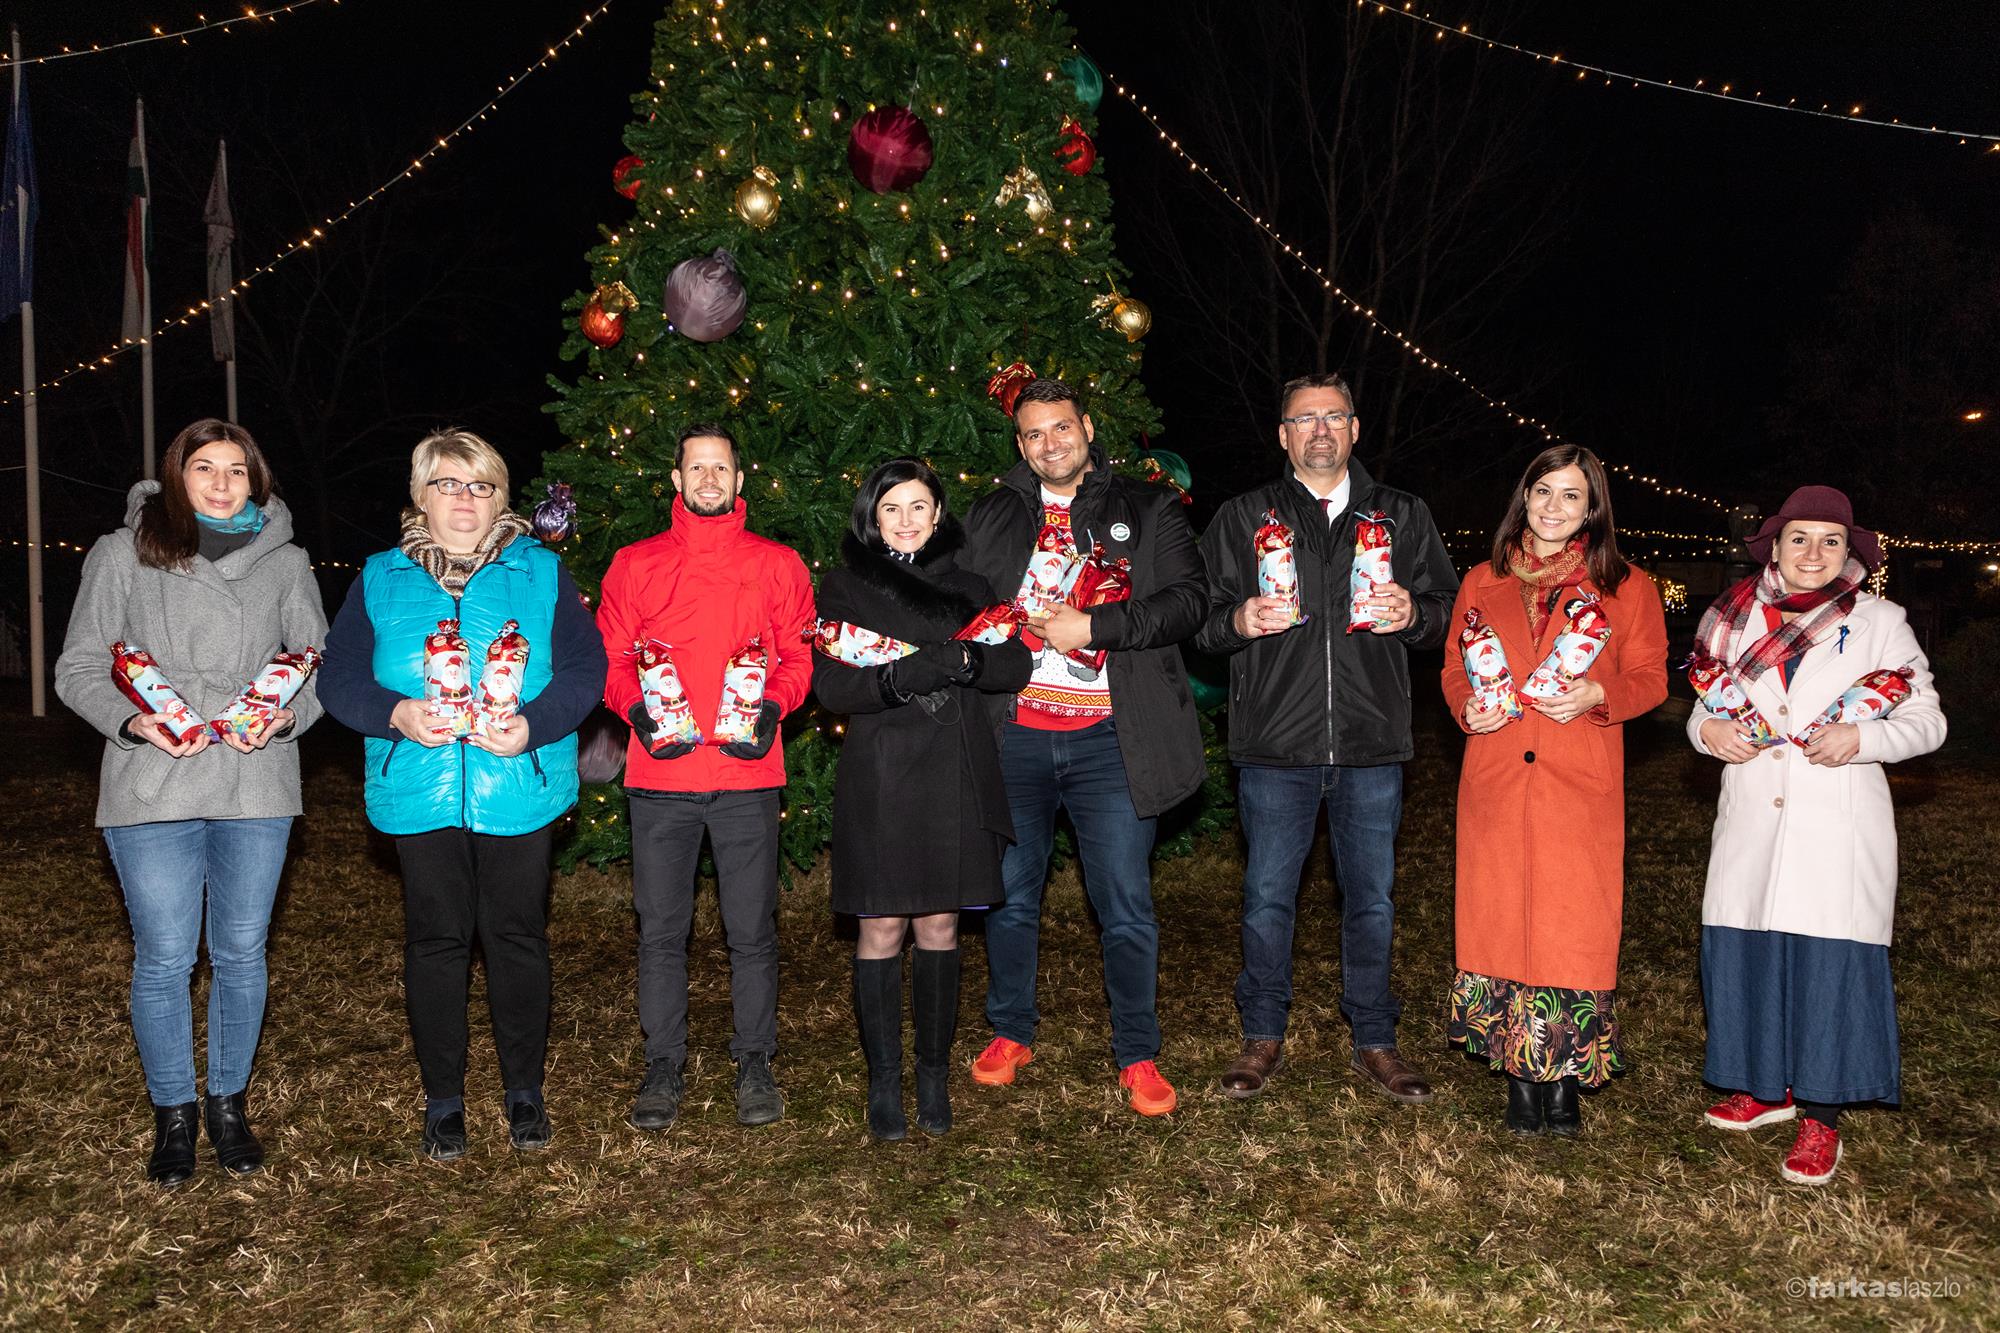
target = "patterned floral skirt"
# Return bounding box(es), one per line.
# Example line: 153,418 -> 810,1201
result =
1447,970 -> 1624,1087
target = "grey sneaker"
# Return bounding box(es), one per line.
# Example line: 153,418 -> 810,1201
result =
734,1053 -> 785,1126
629,1059 -> 684,1131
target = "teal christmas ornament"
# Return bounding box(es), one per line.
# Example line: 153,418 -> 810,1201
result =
1061,53 -> 1103,111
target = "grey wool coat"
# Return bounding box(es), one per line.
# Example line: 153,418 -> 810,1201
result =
55,483 -> 329,828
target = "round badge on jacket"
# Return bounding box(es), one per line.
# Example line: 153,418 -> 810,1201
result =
1109,522 -> 1131,542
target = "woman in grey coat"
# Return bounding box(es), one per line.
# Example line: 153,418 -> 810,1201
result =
55,419 -> 326,1186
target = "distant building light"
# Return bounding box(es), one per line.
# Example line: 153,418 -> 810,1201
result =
1965,410 -> 1987,422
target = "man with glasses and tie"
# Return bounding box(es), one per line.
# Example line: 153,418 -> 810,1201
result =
1194,373 -> 1458,1105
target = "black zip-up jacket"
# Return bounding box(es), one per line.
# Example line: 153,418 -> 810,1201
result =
960,447 -> 1208,818
1195,458 -> 1458,767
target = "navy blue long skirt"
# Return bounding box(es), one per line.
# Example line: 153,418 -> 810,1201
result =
1700,926 -> 1900,1106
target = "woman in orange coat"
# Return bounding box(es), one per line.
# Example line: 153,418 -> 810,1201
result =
1441,445 -> 1667,1136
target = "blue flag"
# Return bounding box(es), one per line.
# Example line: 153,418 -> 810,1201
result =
0,71 -> 34,316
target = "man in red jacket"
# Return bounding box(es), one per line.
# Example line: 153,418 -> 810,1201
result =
596,424 -> 814,1130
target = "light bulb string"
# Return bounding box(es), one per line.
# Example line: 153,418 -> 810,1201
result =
2,1 -> 338,68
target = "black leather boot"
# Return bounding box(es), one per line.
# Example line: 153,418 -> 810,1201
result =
853,955 -> 906,1141
204,1091 -> 265,1174
148,1101 -> 200,1186
911,946 -> 960,1136
1504,1075 -> 1545,1136
1544,1075 -> 1582,1137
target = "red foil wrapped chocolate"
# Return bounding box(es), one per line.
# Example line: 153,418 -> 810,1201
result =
1687,654 -> 1783,749
810,619 -> 916,667
476,620 -> 531,729
1348,510 -> 1393,633
711,635 -> 770,746
1458,610 -> 1522,722
423,620 -> 476,738
634,639 -> 703,748
1793,667 -> 1915,747
1058,543 -> 1132,671
1519,596 -> 1612,700
210,646 -> 322,741
952,604 -> 1027,645
1255,507 -> 1307,627
110,641 -> 207,743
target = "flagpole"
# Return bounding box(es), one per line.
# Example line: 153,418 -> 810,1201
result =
137,98 -> 154,478
13,28 -> 44,716
217,139 -> 237,423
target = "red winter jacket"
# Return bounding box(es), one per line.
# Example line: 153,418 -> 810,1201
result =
597,496 -> 815,793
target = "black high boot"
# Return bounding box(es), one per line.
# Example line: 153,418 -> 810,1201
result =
204,1091 -> 266,1174
853,955 -> 907,1141
148,1102 -> 200,1186
911,947 -> 960,1136
1543,1075 -> 1582,1137
1504,1075 -> 1545,1136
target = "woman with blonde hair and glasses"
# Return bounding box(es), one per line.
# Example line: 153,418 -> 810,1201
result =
319,429 -> 605,1160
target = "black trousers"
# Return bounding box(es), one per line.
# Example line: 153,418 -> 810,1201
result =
393,821 -> 555,1101
628,789 -> 781,1067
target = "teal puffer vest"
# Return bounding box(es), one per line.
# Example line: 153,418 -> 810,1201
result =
359,539 -> 578,836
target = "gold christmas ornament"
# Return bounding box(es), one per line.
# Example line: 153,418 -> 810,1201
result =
734,165 -> 782,229
994,164 -> 1053,223
593,280 -> 639,313
1111,295 -> 1152,342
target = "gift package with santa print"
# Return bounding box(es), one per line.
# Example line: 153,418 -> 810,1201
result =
112,641 -> 322,745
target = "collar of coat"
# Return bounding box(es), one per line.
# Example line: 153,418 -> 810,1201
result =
838,519 -> 982,625
998,442 -> 1115,503
1277,455 -> 1378,520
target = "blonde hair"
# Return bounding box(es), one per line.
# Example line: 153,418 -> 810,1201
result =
409,428 -> 509,506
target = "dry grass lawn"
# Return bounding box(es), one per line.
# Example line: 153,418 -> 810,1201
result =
1,707 -> 1994,1330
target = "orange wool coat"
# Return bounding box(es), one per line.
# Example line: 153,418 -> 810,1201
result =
1440,562 -> 1668,991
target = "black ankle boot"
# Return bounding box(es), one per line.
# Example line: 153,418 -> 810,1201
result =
204,1091 -> 265,1174
911,946 -> 960,1136
148,1101 -> 200,1185
1504,1075 -> 1545,1136
1544,1076 -> 1582,1137
853,955 -> 906,1141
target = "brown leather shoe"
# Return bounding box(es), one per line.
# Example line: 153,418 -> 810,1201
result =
1350,1046 -> 1433,1104
1219,1040 -> 1285,1099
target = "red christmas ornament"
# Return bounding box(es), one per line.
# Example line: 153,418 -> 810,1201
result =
986,361 -> 1037,416
612,154 -> 645,200
847,106 -> 934,193
579,297 -> 625,348
1053,118 -> 1096,176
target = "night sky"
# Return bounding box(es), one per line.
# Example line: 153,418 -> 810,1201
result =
3,0 -> 1996,595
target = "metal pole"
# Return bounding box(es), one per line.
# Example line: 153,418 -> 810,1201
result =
14,28 -> 44,716
137,99 -> 154,479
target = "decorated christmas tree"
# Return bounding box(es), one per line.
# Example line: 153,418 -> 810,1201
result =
540,1 -> 1170,869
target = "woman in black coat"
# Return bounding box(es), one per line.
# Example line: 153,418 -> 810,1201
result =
812,458 -> 1033,1141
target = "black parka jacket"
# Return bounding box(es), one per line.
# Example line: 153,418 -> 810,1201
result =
960,448 -> 1208,818
1195,458 -> 1459,767
812,521 -> 1033,915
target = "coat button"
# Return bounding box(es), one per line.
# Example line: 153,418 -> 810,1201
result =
1771,749 -> 1784,760
1773,796 -> 1785,809
1778,705 -> 1789,716
1523,750 -> 1536,764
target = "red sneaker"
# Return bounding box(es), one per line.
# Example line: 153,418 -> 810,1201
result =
1781,1119 -> 1842,1185
1119,1060 -> 1178,1117
1705,1090 -> 1796,1131
970,1037 -> 1033,1086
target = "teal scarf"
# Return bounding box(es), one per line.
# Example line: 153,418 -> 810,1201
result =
195,499 -> 265,535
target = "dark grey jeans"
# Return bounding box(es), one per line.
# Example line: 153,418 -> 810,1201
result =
628,788 -> 782,1067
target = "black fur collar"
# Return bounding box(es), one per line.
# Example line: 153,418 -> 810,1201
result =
839,519 -> 981,625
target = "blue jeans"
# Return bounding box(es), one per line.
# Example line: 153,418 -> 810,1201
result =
103,817 -> 294,1106
987,718 -> 1161,1068
1235,763 -> 1404,1048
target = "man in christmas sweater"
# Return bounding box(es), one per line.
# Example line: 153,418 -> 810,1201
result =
597,424 -> 815,1130
960,378 -> 1207,1116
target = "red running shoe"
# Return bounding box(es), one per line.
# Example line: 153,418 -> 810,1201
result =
1705,1090 -> 1796,1131
1119,1060 -> 1178,1116
970,1037 -> 1034,1086
1781,1119 -> 1842,1185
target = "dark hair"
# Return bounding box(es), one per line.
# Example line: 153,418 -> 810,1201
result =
1011,377 -> 1083,428
134,418 -> 276,570
1279,373 -> 1354,420
1488,444 -> 1629,592
674,422 -> 740,472
850,457 -> 947,549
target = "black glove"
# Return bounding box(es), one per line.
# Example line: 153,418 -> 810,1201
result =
629,701 -> 697,760
956,641 -> 989,687
884,643 -> 962,698
720,699 -> 782,759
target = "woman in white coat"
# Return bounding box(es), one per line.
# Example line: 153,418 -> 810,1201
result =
1688,486 -> 1945,1186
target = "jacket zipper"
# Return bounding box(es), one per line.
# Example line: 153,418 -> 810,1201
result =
1324,499 -> 1339,763
381,736 -> 401,776
530,751 -> 547,789
458,740 -> 470,826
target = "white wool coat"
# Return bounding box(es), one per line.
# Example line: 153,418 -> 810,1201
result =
1688,592 -> 1945,946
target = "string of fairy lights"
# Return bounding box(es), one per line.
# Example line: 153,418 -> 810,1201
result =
1360,1 -> 2000,150
6,0 -> 618,405
0,1 -> 338,67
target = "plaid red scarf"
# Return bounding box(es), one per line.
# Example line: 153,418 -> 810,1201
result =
1695,557 -> 1866,683
1506,532 -> 1590,644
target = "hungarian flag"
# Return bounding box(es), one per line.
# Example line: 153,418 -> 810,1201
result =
0,64 -> 34,317
203,140 -> 235,361
120,100 -> 150,345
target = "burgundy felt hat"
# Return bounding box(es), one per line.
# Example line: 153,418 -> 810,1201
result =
1745,485 -> 1883,571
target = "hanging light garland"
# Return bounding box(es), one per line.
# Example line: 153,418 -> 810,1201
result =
0,0 -> 339,67
1360,1 -> 2000,149
8,0 -> 618,405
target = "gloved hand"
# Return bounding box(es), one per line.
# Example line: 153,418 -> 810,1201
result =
885,643 -> 963,698
955,641 -> 989,686
629,701 -> 697,760
719,700 -> 782,759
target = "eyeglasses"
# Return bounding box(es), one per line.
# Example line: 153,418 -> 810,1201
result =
428,477 -> 499,498
1282,410 -> 1354,432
